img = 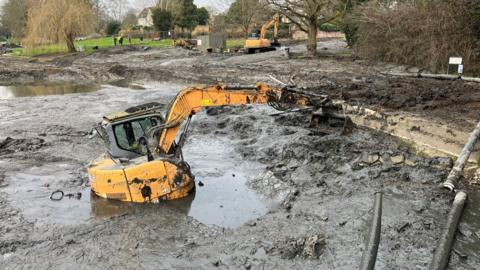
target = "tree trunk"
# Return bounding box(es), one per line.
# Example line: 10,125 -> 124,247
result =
65,33 -> 76,53
244,26 -> 249,39
307,20 -> 317,56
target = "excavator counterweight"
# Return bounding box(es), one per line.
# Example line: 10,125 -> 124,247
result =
88,83 -> 334,203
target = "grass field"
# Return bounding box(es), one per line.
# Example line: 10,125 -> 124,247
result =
226,39 -> 246,49
11,37 -> 174,57
10,37 -> 247,57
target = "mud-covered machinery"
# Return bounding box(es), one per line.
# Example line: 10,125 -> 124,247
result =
174,39 -> 197,50
88,83 -> 337,203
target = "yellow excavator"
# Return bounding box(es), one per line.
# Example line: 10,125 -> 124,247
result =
88,83 -> 334,203
244,14 -> 281,54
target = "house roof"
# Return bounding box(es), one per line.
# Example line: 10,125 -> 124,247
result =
138,7 -> 153,18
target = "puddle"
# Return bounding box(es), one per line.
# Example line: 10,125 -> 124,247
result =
182,133 -> 269,228
3,144 -> 267,228
0,82 -> 100,98
2,163 -> 93,226
2,162 -> 198,226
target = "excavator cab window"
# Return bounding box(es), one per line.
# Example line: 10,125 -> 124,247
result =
248,31 -> 260,40
112,116 -> 161,155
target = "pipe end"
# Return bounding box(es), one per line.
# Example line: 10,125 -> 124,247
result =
442,181 -> 455,192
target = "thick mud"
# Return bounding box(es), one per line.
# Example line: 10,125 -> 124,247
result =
1,41 -> 479,269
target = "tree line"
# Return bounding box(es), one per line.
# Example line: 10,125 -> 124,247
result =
1,0 -> 479,74
0,0 -> 347,55
150,0 -> 209,33
0,0 -> 211,52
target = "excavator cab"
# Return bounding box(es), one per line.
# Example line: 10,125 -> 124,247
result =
93,102 -> 165,159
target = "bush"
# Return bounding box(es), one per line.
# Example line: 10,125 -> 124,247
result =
106,21 -> 121,36
342,22 -> 358,47
355,0 -> 480,75
341,15 -> 359,47
320,23 -> 340,32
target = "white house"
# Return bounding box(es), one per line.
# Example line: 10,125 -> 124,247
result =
137,8 -> 154,27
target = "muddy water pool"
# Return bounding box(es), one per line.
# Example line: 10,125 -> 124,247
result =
0,82 -> 100,99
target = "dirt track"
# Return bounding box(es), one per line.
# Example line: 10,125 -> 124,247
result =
1,40 -> 480,269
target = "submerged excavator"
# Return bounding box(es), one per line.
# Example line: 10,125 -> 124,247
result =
244,14 -> 281,54
88,83 -> 338,203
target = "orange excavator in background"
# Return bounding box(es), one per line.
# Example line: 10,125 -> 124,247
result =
244,14 -> 281,54
88,83 -> 335,203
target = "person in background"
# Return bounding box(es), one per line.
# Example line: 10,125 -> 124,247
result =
113,35 -> 117,46
119,36 -> 124,46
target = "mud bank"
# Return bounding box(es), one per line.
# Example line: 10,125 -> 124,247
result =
336,102 -> 480,162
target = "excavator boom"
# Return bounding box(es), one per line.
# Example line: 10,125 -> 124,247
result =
157,83 -> 313,154
260,14 -> 279,40
88,83 -> 330,203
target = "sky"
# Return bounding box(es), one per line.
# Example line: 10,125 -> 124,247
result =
0,0 -> 231,13
130,0 -> 231,12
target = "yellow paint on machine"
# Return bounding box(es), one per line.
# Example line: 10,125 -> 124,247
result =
89,159 -> 194,203
201,98 -> 213,106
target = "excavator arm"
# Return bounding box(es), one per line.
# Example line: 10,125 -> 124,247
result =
156,83 -> 319,154
260,14 -> 279,40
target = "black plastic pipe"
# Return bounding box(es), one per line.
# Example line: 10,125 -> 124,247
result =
429,191 -> 467,270
360,192 -> 383,270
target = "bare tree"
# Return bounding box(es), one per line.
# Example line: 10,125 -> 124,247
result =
122,9 -> 138,27
226,0 -> 264,38
102,0 -> 130,21
0,0 -> 28,39
137,0 -> 158,8
215,0 -> 235,12
156,0 -> 177,10
24,0 -> 96,53
267,0 -> 346,55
